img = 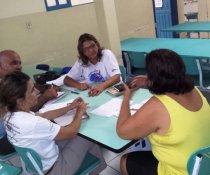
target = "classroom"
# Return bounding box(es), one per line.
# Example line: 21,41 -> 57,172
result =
1,0 -> 210,175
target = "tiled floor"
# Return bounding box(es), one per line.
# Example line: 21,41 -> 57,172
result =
7,138 -> 151,175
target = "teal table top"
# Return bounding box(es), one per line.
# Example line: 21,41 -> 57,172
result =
56,87 -> 152,153
162,21 -> 210,32
121,38 -> 210,59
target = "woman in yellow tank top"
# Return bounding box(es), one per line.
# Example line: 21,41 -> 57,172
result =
117,49 -> 210,175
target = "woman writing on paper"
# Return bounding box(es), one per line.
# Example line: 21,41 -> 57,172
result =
0,71 -> 106,175
116,49 -> 210,175
64,33 -> 121,96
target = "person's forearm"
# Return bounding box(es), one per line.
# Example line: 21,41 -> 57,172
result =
40,105 -> 75,120
102,74 -> 120,89
64,76 -> 80,88
55,110 -> 83,140
117,94 -> 131,137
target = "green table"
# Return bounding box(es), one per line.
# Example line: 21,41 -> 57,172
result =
56,87 -> 152,153
121,38 -> 210,89
162,21 -> 210,38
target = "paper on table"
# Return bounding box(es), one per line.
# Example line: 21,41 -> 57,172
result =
43,91 -> 66,107
39,100 -> 88,126
90,98 -> 123,117
46,74 -> 66,86
130,98 -> 150,115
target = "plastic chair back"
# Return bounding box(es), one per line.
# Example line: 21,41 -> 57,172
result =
0,152 -> 17,162
36,64 -> 49,71
187,146 -> 210,175
127,52 -> 146,69
181,56 -> 199,75
119,65 -> 126,82
75,152 -> 100,175
0,162 -> 22,175
13,145 -> 44,175
123,51 -> 146,76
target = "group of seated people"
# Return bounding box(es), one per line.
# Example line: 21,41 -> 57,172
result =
0,33 -> 210,175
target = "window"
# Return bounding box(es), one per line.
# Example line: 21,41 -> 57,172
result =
45,0 -> 93,11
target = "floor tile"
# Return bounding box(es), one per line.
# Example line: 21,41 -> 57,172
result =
102,148 -> 120,163
99,166 -> 120,175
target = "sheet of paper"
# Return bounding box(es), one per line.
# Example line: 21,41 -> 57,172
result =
43,91 -> 66,107
39,99 -> 88,126
40,100 -> 74,113
90,98 -> 123,117
60,85 -> 78,92
130,98 -> 150,115
46,74 -> 66,86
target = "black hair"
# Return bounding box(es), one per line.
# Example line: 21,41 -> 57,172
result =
146,49 -> 194,94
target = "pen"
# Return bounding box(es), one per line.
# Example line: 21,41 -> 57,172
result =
71,90 -> 80,94
130,108 -> 138,111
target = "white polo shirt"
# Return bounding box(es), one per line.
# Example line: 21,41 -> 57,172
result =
67,49 -> 121,84
5,111 -> 60,171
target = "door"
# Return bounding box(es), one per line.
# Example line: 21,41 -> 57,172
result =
154,0 -> 179,38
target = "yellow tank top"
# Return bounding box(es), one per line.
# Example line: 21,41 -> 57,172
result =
148,87 -> 210,175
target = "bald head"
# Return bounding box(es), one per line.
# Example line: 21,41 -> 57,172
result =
0,50 -> 22,78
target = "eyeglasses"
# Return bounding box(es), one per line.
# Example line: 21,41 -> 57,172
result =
83,43 -> 97,53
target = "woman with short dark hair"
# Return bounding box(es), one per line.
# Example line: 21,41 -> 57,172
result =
117,49 -> 210,175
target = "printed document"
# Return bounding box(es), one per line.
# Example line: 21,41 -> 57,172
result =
39,100 -> 88,126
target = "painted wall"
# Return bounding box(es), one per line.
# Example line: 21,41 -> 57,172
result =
0,0 -> 156,68
115,0 -> 156,39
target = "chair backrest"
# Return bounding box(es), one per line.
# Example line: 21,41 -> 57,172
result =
181,56 -> 199,75
36,64 -> 49,71
13,145 -> 44,175
0,152 -> 17,162
0,162 -> 22,175
127,51 -> 146,69
122,51 -> 146,76
119,65 -> 126,82
187,146 -> 210,175
75,152 -> 100,175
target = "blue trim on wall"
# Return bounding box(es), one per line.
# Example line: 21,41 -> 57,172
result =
44,0 -> 72,11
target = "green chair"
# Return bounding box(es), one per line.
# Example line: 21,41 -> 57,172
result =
13,145 -> 44,175
181,57 -> 210,89
0,162 -> 22,175
122,51 -> 146,77
187,146 -> 210,175
75,152 -> 100,175
119,65 -> 127,82
0,152 -> 18,163
14,145 -> 100,175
